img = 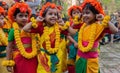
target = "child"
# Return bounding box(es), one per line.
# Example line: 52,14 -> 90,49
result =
0,6 -> 9,73
67,5 -> 82,73
75,0 -> 118,73
23,2 -> 75,73
2,2 -> 38,73
0,6 -> 7,57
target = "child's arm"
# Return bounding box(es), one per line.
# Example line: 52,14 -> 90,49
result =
108,21 -> 118,34
23,16 -> 44,32
6,42 -> 14,72
23,22 -> 32,32
67,35 -> 78,48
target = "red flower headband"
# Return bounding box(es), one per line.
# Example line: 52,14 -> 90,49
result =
81,0 -> 104,15
39,2 -> 57,16
0,6 -> 5,15
68,5 -> 82,18
8,2 -> 31,22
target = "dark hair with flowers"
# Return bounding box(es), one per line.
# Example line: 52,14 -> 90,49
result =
8,2 -> 31,22
0,1 -> 7,6
68,5 -> 82,19
0,6 -> 5,15
39,2 -> 57,17
81,0 -> 104,15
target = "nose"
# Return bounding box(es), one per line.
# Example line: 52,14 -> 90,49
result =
22,16 -> 27,20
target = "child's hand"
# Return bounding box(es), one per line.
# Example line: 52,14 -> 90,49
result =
6,66 -> 13,72
58,18 -> 65,26
74,42 -> 78,48
0,19 -> 4,26
96,14 -> 104,21
36,16 -> 44,22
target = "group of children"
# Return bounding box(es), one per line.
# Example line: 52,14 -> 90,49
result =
0,0 -> 118,73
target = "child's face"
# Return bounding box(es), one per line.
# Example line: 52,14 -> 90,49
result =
0,13 -> 4,26
0,13 -> 4,20
14,12 -> 29,27
72,9 -> 81,19
2,5 -> 8,16
44,8 -> 58,26
82,8 -> 96,24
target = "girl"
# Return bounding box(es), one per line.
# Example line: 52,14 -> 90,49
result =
2,2 -> 38,73
23,2 -> 75,73
75,0 -> 118,73
67,5 -> 82,73
0,6 -> 9,73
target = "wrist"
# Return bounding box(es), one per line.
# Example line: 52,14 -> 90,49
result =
2,60 -> 15,67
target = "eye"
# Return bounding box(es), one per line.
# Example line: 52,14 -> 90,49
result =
49,12 -> 52,15
25,14 -> 28,18
19,14 -> 23,17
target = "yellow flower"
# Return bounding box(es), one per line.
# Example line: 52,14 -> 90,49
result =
13,22 -> 37,59
78,23 -> 97,52
44,23 -> 60,54
2,60 -> 15,66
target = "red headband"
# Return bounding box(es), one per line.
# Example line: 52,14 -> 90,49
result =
8,2 -> 31,22
39,2 -> 57,16
81,0 -> 104,15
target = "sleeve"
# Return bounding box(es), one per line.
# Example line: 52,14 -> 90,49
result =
30,23 -> 44,35
103,28 -> 112,34
60,29 -> 68,36
8,28 -> 14,42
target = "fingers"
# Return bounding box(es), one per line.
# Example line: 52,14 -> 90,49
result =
7,66 -> 13,72
36,16 -> 44,22
96,14 -> 104,21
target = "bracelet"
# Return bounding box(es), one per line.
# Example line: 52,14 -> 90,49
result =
2,60 -> 15,67
60,21 -> 70,30
30,17 -> 38,28
102,15 -> 110,28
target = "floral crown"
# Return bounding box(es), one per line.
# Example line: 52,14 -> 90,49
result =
81,0 -> 104,15
68,5 -> 82,18
8,2 -> 31,22
39,2 -> 57,16
0,1 -> 6,6
0,6 -> 5,15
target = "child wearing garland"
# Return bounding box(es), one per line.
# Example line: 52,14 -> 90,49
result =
0,6 -> 9,73
2,2 -> 38,73
23,2 -> 75,73
75,0 -> 118,73
67,5 -> 83,73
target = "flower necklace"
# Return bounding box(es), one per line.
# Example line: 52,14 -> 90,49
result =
0,28 -> 8,46
78,23 -> 97,52
13,22 -> 37,59
44,23 -> 60,54
72,15 -> 81,25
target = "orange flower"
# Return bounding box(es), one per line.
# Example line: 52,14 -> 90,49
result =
81,0 -> 105,15
39,2 -> 57,17
0,6 -> 5,15
8,2 -> 31,23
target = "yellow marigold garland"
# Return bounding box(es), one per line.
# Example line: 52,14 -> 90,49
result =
101,15 -> 110,28
60,21 -> 70,30
44,23 -> 60,54
13,22 -> 37,59
30,17 -> 38,28
0,28 -> 8,46
2,60 -> 15,66
78,23 -> 97,52
73,15 -> 81,25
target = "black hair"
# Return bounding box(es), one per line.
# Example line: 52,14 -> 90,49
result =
83,3 -> 99,15
42,7 -> 59,19
13,8 -> 29,17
